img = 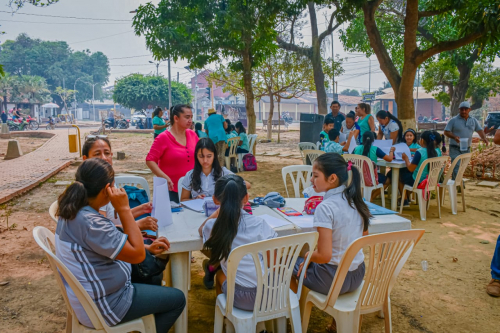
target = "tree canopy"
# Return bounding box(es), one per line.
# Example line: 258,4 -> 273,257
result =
113,74 -> 192,111
340,89 -> 360,96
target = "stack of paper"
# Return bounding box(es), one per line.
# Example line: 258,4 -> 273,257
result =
373,140 -> 411,161
181,198 -> 206,212
152,177 -> 173,228
258,214 -> 291,228
373,140 -> 392,155
347,135 -> 357,154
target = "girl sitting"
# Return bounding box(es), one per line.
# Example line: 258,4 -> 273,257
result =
433,130 -> 447,156
55,159 -> 185,331
195,122 -> 208,138
404,129 -> 421,154
290,153 -> 370,298
235,121 -> 250,154
341,111 -> 360,144
181,138 -> 251,202
199,174 -> 277,310
376,110 -> 403,144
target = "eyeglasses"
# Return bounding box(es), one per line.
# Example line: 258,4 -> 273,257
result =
85,134 -> 108,140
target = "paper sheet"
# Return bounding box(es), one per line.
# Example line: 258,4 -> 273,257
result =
347,134 -> 357,154
259,214 -> 291,228
392,143 -> 412,161
285,215 -> 315,229
339,133 -> 347,144
152,177 -> 173,228
181,198 -> 206,212
373,140 -> 392,155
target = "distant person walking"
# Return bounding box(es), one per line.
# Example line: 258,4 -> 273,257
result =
324,101 -> 345,132
145,104 -> 154,130
444,101 -> 488,178
204,108 -> 227,167
152,107 -> 168,139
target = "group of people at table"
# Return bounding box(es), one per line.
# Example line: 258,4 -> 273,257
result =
50,101 -> 499,332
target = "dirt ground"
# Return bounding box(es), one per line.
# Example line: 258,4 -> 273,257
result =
0,137 -> 49,162
0,130 -> 499,333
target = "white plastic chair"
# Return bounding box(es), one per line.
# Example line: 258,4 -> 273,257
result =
298,142 -> 317,164
49,200 -> 58,224
281,165 -> 313,198
400,156 -> 449,221
439,153 -> 471,214
178,176 -> 185,202
32,226 -> 156,333
237,134 -> 258,171
214,232 -> 319,333
115,175 -> 151,201
302,149 -> 324,165
343,154 -> 386,207
225,137 -> 240,170
301,229 -> 425,333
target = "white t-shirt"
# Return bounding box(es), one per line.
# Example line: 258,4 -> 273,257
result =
381,120 -> 399,140
181,167 -> 233,199
313,185 -> 364,271
145,108 -> 153,119
202,210 -> 277,288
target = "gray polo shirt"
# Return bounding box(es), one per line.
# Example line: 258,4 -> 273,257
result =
444,115 -> 482,147
55,206 -> 132,328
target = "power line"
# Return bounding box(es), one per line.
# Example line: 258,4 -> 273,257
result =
108,54 -> 151,60
70,30 -> 134,45
0,19 -> 131,25
0,10 -> 131,22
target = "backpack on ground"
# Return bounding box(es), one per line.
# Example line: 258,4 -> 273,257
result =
242,153 -> 257,171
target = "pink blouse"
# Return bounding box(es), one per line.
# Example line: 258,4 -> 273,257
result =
146,129 -> 199,192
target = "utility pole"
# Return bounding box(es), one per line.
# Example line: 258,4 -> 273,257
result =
177,72 -> 179,83
369,58 -> 371,93
331,32 -> 335,99
149,60 -> 162,76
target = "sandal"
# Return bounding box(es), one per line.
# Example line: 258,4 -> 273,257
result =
191,256 -> 196,263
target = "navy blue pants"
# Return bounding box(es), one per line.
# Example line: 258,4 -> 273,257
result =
492,235 -> 500,280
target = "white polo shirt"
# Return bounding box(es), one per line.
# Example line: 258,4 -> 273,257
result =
181,167 -> 232,198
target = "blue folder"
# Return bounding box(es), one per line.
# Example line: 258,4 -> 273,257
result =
364,201 -> 397,215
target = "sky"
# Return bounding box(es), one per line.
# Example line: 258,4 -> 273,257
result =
0,0 -> 498,94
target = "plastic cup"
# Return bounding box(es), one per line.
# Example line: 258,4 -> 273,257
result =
459,138 -> 469,152
421,260 -> 428,271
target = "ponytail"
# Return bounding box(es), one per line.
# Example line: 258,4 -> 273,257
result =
376,110 -> 403,143
432,131 -> 447,153
421,131 -> 437,159
57,159 -> 114,221
314,154 -> 371,231
361,131 -> 375,157
203,174 -> 247,265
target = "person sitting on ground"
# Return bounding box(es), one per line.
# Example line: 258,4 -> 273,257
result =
199,174 -> 277,310
376,110 -> 403,144
323,129 -> 344,154
320,116 -> 335,143
290,153 -> 370,331
341,111 -> 361,144
195,122 -> 208,138
152,107 -> 168,139
404,129 -> 421,154
234,121 -> 250,154
55,158 -> 185,331
399,131 -> 438,207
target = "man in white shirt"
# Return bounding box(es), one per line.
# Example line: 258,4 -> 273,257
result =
145,104 -> 154,129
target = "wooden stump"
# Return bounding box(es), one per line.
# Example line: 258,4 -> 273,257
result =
116,151 -> 126,160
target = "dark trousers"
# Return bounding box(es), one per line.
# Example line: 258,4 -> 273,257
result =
449,145 -> 470,179
120,283 -> 185,332
492,235 -> 500,280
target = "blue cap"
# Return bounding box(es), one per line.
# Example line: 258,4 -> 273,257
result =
459,101 -> 470,109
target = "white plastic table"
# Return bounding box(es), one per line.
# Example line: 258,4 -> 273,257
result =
159,200 -> 411,333
376,159 -> 407,211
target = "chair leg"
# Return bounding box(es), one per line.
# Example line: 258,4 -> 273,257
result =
214,306 -> 224,333
188,251 -> 192,291
399,189 -> 406,214
380,187 -> 386,208
225,157 -> 230,169
383,297 -> 393,333
66,312 -> 72,333
290,306 -> 302,333
335,310 -> 360,333
461,184 -> 466,212
441,186 -> 446,206
449,185 -> 457,215
417,191 -> 427,221
436,187 -> 441,219
234,318 -> 255,333
276,317 -> 287,333
301,301 -> 314,333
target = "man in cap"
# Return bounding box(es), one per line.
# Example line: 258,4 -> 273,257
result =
444,101 -> 488,178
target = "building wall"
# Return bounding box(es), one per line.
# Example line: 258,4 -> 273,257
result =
379,98 -> 444,121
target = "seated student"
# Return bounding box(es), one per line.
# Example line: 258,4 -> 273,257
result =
376,110 -> 403,144
235,121 -> 250,154
400,131 -> 438,206
55,159 -> 185,331
341,111 -> 361,144
181,138 -> 251,202
324,129 -> 344,154
195,122 -> 208,138
290,153 -> 370,303
199,174 -> 277,310
432,130 -> 447,156
353,131 -> 395,186
224,124 -> 238,156
320,117 -> 335,143
404,129 -> 421,154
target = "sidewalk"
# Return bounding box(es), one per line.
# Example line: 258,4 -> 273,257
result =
0,130 -> 79,204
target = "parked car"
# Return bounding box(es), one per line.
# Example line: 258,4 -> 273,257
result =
485,111 -> 500,135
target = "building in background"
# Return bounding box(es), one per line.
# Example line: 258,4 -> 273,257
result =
376,87 -> 444,120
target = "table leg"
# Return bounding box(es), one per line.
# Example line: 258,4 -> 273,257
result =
169,252 -> 190,333
391,168 -> 400,211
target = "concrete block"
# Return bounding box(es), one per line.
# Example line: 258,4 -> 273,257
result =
54,181 -> 72,186
0,123 -> 10,139
4,140 -> 23,160
116,151 -> 126,160
477,181 -> 499,188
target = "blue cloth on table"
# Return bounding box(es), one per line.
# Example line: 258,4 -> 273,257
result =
364,200 -> 397,215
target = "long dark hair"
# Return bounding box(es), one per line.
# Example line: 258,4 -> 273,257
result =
195,122 -> 203,133
314,153 -> 371,231
420,131 -> 437,159
82,137 -> 112,158
191,138 -> 223,193
432,130 -> 447,153
358,102 -> 371,114
361,131 -> 375,157
203,174 -> 248,265
235,121 -> 246,134
169,104 -> 192,125
376,110 -> 403,143
225,119 -> 232,134
153,107 -> 162,118
404,129 -> 417,144
57,159 -> 114,221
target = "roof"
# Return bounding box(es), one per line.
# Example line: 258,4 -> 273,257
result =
376,87 -> 439,100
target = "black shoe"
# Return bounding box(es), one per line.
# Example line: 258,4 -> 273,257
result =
202,259 -> 216,289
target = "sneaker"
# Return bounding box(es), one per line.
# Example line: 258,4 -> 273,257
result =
202,259 -> 216,289
486,279 -> 500,297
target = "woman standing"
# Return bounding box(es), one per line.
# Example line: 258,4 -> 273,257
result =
146,104 -> 198,203
152,107 -> 168,139
355,103 -> 375,143
204,108 -> 227,166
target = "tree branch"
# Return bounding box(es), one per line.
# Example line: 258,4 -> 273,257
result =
318,9 -> 339,43
417,26 -> 438,44
417,31 -> 484,65
418,6 -> 453,18
276,36 -> 311,58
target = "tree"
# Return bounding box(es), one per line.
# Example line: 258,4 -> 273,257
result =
277,1 -> 355,115
53,87 -> 75,116
113,74 -> 192,111
339,0 -> 500,129
0,74 -> 14,112
132,0 -> 290,134
16,75 -> 51,114
9,0 -> 59,8
340,89 -> 360,96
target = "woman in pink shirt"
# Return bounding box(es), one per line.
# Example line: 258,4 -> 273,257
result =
146,104 -> 199,203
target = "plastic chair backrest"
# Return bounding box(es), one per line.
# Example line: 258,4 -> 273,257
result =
114,175 -> 151,201
298,143 -> 317,164
281,165 -> 313,198
178,176 -> 185,201
248,134 -> 258,154
343,154 -> 376,188
32,226 -> 109,330
302,149 -> 325,165
227,137 -> 240,158
442,153 -> 471,186
225,232 -> 318,317
49,201 -> 58,224
411,156 -> 449,190
322,230 -> 425,312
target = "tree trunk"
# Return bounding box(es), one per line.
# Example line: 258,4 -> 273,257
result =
450,62 -> 473,117
267,93 -> 274,140
308,1 -> 328,115
242,50 -> 256,134
395,64 -> 418,130
277,95 -> 281,143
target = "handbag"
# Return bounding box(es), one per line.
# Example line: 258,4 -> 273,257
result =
304,196 -> 323,215
417,176 -> 430,201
